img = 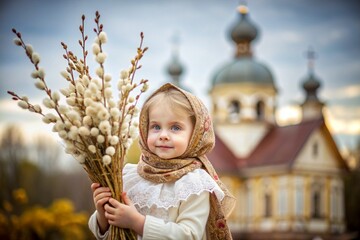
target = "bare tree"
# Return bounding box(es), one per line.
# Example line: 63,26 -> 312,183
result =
0,125 -> 28,203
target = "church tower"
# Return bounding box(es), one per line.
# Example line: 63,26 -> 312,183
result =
300,47 -> 324,120
209,5 -> 277,158
165,34 -> 191,92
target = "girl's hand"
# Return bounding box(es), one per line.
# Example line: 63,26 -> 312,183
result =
91,183 -> 111,233
104,192 -> 145,236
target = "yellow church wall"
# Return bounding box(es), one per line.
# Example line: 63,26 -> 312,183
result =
224,173 -> 346,233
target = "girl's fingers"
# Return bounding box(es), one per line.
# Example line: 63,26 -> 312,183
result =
93,187 -> 111,197
91,183 -> 100,191
104,203 -> 116,214
108,198 -> 121,208
95,192 -> 112,203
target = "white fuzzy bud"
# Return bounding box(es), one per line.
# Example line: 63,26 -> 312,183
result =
78,126 -> 90,136
66,96 -> 76,106
106,146 -> 115,156
35,80 -> 46,90
31,70 -> 39,79
110,108 -> 120,119
110,136 -> 119,145
96,67 -> 104,78
58,105 -> 68,114
60,70 -> 70,79
82,75 -> 90,85
99,120 -> 111,134
104,75 -> 112,82
104,88 -> 112,98
97,135 -> 105,143
102,155 -> 111,165
43,98 -> 55,109
90,127 -> 100,136
51,91 -> 60,103
58,130 -> 67,139
25,44 -> 33,54
92,43 -> 100,55
38,68 -> 45,79
108,100 -> 116,108
83,116 -> 92,126
76,83 -> 85,94
98,32 -> 108,44
96,52 -> 107,64
75,154 -> 85,164
97,110 -> 110,121
120,70 -> 129,79
31,52 -> 40,64
18,100 -> 29,109
67,111 -> 80,122
13,38 -> 22,46
141,82 -> 149,92
33,104 -> 42,113
88,145 -> 97,153
60,88 -> 70,97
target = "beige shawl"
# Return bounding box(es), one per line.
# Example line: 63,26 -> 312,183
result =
137,83 -> 236,240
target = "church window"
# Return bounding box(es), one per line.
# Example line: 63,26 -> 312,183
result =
246,183 -> 253,218
278,177 -> 288,217
264,193 -> 272,217
295,178 -> 304,216
311,181 -> 323,219
256,100 -> 265,120
312,141 -> 318,157
331,186 -> 339,220
228,100 -> 241,122
213,103 -> 217,115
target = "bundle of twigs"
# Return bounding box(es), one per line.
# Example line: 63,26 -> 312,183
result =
8,11 -> 149,240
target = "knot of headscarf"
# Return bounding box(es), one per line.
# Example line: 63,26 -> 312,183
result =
137,83 -> 235,240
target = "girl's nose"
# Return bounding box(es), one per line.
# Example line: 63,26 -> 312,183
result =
159,130 -> 169,140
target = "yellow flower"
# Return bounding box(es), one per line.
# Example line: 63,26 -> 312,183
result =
12,188 -> 28,204
3,200 -> 13,212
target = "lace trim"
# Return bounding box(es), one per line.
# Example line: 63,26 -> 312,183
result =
123,164 -> 224,210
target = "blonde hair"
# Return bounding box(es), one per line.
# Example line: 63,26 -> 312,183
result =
142,88 -> 195,125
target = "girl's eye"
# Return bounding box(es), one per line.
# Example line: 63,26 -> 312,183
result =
171,125 -> 181,131
150,124 -> 160,130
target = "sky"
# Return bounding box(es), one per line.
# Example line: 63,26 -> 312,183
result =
1,0 -> 360,158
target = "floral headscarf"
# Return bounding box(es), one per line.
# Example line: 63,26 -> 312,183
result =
137,83 -> 235,240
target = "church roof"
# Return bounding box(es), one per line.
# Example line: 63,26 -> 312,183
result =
208,118 -> 348,173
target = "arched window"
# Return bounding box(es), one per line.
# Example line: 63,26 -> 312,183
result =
311,180 -> 323,219
256,100 -> 265,120
228,100 -> 241,122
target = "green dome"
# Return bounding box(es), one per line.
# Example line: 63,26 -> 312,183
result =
212,57 -> 275,87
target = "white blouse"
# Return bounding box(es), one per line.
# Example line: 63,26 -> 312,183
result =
88,164 -> 224,240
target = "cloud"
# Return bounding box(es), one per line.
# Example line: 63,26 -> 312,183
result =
323,84 -> 360,100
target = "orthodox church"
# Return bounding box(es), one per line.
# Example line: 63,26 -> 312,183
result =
165,5 -> 350,240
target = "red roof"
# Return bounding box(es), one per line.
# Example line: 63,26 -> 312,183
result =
207,117 -> 348,173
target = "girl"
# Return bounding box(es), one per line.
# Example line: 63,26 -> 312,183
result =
89,83 -> 235,240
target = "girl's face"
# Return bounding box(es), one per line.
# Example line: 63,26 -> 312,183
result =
147,105 -> 194,159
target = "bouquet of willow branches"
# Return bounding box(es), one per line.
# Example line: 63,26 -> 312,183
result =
8,11 -> 149,240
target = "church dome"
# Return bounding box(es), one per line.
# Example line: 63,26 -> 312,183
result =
212,57 -> 275,86
212,5 -> 275,88
230,6 -> 258,44
167,56 -> 184,77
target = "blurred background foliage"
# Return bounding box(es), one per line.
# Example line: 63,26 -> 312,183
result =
0,125 -> 96,239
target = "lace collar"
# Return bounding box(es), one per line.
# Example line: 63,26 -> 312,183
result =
123,164 -> 224,210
